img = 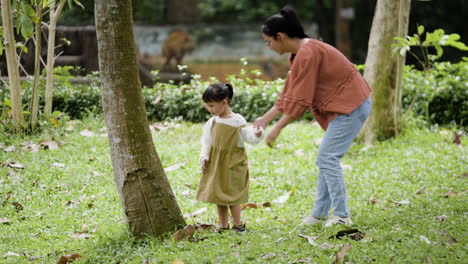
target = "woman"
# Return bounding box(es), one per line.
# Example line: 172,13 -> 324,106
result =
254,6 -> 372,226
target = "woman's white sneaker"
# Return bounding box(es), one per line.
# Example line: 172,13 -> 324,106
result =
324,216 -> 353,227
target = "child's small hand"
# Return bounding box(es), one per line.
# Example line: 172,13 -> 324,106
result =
254,127 -> 263,137
201,159 -> 208,173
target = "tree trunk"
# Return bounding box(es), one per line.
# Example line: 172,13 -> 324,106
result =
363,0 -> 411,142
1,0 -> 23,132
44,0 -> 66,116
95,0 -> 186,238
166,0 -> 198,23
30,2 -> 43,131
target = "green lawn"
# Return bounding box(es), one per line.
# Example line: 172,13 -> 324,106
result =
0,117 -> 466,263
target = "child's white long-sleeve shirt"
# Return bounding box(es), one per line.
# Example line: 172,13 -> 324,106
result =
200,114 -> 264,163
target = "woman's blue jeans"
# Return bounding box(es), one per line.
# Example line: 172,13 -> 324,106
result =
312,97 -> 371,219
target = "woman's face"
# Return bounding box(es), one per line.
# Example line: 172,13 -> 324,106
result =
262,33 -> 285,55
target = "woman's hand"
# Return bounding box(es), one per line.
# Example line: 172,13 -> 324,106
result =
253,117 -> 267,130
266,126 -> 282,148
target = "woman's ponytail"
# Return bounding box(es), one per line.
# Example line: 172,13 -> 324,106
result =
262,6 -> 308,39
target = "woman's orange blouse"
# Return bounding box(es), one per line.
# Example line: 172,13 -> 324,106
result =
275,39 -> 371,130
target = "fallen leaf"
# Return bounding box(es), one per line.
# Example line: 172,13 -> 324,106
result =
80,129 -> 95,137
295,149 -> 304,156
72,232 -> 90,239
3,251 -> 20,257
393,199 -> 410,206
261,252 -> 276,259
272,187 -> 296,204
370,199 -> 378,204
318,243 -> 333,249
7,162 -> 25,169
420,235 -> 431,244
262,202 -> 272,207
164,159 -> 188,172
12,201 -> 24,212
173,224 -> 197,241
437,215 -> 448,221
298,234 -> 319,246
293,259 -> 310,263
52,162 -> 66,168
443,189 -> 467,197
330,229 -> 367,241
57,253 -> 81,264
187,207 -> 207,218
40,140 -> 59,150
4,146 -> 16,152
150,122 -> 169,132
184,183 -> 193,188
240,203 -> 259,210
335,243 -> 351,263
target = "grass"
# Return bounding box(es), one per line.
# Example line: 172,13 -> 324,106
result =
0,117 -> 467,263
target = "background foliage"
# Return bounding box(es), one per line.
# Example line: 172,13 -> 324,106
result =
1,61 -> 466,128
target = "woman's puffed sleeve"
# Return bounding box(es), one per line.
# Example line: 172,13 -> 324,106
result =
277,55 -> 320,118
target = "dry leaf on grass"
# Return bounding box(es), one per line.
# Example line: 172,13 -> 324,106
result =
3,251 -> 20,257
7,162 -> 25,169
71,232 -> 90,239
57,253 -> 81,264
420,235 -> 432,244
171,260 -> 184,264
80,129 -> 95,137
165,159 -> 188,172
40,140 -> 59,150
443,190 -> 467,197
335,243 -> 351,263
272,187 -> 296,204
330,229 -> 369,241
173,224 -> 217,242
298,234 -> 319,246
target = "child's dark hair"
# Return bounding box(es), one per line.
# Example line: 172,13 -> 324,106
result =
202,83 -> 234,103
261,6 -> 309,39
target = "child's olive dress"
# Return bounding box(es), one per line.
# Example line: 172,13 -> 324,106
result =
196,120 -> 249,205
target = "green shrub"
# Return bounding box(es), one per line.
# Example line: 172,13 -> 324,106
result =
0,61 -> 466,126
402,60 -> 468,127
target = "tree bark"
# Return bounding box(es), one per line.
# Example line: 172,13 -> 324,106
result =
44,0 -> 66,116
1,0 -> 24,132
95,0 -> 186,238
30,2 -> 43,130
363,0 -> 411,142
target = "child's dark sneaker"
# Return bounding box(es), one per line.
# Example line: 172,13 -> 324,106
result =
232,223 -> 246,233
218,225 -> 230,233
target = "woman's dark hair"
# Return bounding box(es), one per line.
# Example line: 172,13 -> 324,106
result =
261,6 -> 309,39
202,83 -> 234,103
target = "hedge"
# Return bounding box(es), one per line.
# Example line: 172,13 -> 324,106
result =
0,61 -> 466,127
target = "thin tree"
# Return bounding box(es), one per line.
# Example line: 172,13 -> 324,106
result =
363,0 -> 411,142
30,0 -> 44,130
1,0 -> 24,133
44,0 -> 66,116
95,0 -> 186,238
